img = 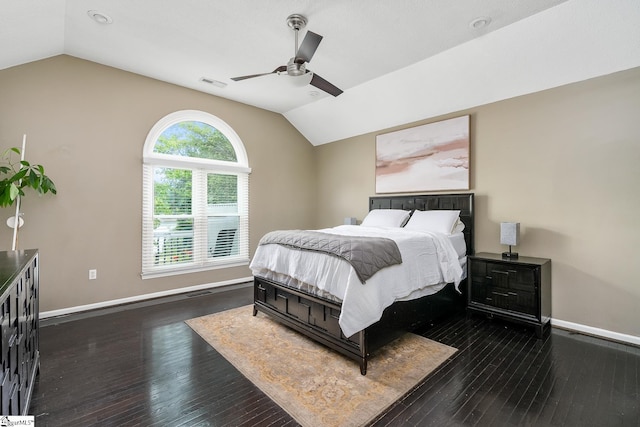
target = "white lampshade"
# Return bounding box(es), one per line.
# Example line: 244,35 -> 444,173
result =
500,222 -> 520,246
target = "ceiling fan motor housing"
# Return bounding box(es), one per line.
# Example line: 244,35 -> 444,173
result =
286,58 -> 306,76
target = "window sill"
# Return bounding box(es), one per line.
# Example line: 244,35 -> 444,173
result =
141,258 -> 250,280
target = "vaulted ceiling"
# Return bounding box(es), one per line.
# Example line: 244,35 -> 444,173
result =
2,0 -> 639,145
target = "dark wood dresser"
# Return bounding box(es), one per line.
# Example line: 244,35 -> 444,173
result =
467,252 -> 551,338
0,249 -> 39,415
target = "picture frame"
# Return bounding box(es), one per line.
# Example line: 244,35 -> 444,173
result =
375,115 -> 469,193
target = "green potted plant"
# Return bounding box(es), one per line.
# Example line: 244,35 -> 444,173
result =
0,146 -> 56,207
0,145 -> 57,249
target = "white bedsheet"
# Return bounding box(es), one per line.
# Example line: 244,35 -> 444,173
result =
250,225 -> 465,337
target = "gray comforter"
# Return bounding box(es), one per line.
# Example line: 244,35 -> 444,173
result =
258,229 -> 402,283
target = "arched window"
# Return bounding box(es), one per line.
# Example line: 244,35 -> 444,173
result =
142,110 -> 250,278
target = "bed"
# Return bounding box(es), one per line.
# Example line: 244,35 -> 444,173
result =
251,193 -> 474,374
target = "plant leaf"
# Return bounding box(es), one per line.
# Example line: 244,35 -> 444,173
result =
13,169 -> 27,182
9,183 -> 19,201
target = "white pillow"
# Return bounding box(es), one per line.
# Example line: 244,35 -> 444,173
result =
404,210 -> 461,235
360,209 -> 411,228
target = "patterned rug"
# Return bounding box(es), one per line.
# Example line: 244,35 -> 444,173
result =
186,305 -> 457,427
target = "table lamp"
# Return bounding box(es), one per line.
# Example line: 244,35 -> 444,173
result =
500,222 -> 520,259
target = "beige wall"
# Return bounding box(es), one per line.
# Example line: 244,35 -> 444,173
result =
2,54 -> 638,339
0,55 -> 316,312
316,67 -> 640,338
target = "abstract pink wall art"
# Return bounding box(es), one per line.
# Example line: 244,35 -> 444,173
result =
376,115 -> 469,193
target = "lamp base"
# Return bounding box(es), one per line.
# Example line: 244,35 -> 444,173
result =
502,251 -> 519,259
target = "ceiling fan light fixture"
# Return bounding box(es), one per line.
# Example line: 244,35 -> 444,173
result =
286,72 -> 313,87
87,10 -> 113,25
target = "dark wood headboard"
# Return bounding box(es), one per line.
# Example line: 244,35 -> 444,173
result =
369,193 -> 474,255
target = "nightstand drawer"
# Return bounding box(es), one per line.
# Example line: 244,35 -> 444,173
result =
470,282 -> 536,316
508,289 -> 537,316
477,262 -> 538,290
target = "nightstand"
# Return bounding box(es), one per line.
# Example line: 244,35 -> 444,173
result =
467,252 -> 551,338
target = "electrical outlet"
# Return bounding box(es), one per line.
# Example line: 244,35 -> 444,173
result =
89,269 -> 97,280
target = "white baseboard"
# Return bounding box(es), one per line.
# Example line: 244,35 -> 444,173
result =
40,276 -> 254,319
552,318 -> 640,347
40,285 -> 640,348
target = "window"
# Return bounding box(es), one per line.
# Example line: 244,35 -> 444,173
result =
142,110 -> 250,278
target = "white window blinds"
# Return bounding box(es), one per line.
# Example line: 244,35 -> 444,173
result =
142,111 -> 250,278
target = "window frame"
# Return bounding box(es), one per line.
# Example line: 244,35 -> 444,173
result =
142,110 -> 251,279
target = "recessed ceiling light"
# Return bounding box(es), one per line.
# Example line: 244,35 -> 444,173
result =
200,77 -> 227,88
469,17 -> 491,29
87,10 -> 113,25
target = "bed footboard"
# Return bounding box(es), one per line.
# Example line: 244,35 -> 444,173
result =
253,275 -> 466,375
253,275 -> 370,374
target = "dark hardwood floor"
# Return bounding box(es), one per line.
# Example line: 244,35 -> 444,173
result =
31,284 -> 639,426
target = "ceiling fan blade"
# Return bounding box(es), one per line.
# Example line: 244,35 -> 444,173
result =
231,66 -> 287,81
310,73 -> 343,97
295,31 -> 323,64
231,73 -> 271,82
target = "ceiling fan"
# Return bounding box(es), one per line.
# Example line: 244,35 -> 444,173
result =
231,14 -> 343,97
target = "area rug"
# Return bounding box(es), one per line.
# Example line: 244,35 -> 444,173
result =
186,305 -> 457,427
